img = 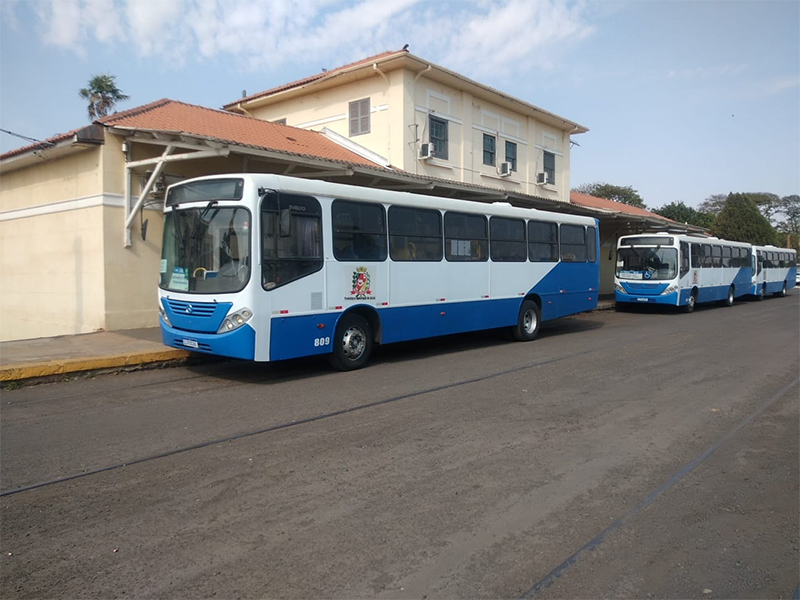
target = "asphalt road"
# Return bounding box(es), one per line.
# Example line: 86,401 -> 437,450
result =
1,293 -> 798,599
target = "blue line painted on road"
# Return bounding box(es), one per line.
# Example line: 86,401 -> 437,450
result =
520,377 -> 800,599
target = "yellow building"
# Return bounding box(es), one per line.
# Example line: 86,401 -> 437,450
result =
224,49 -> 587,204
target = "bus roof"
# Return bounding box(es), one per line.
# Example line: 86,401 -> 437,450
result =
171,173 -> 598,227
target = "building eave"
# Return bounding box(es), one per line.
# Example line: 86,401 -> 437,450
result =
0,125 -> 104,175
225,51 -> 588,134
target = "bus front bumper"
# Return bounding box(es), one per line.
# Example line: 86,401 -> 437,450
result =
160,319 -> 256,360
615,289 -> 682,306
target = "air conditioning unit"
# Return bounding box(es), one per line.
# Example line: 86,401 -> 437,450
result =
419,143 -> 434,159
536,172 -> 548,185
499,162 -> 512,177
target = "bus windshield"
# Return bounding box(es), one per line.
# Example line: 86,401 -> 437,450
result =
616,247 -> 678,281
160,205 -> 251,293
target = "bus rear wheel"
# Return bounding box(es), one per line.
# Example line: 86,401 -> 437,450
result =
774,282 -> 787,297
512,300 -> 541,341
722,285 -> 734,307
329,313 -> 373,371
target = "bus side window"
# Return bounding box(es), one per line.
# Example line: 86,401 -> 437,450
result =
712,245 -> 722,268
680,242 -> 690,277
702,244 -> 713,268
560,224 -> 587,262
490,217 -> 527,262
332,199 -> 387,262
528,220 -> 558,262
444,212 -> 488,261
691,243 -> 701,268
389,205 -> 443,261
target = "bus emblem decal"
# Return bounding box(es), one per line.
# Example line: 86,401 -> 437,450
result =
349,267 -> 373,300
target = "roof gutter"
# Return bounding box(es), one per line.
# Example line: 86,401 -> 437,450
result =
0,125 -> 104,174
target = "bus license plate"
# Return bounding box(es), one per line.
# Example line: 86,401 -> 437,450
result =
182,338 -> 199,349
636,297 -> 651,302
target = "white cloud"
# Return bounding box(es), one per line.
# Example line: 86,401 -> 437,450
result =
18,0 -> 594,79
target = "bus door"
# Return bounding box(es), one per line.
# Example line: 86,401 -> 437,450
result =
757,251 -> 764,281
679,241 -> 690,286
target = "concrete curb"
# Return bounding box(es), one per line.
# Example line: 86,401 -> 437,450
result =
1,303 -> 616,384
0,349 -> 192,383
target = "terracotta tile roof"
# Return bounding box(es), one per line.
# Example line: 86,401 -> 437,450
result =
570,191 -> 669,220
2,98 -> 382,167
97,99 -> 380,166
1,127 -> 92,160
223,49 -> 407,110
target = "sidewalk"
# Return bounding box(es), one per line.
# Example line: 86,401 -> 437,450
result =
0,297 -> 616,384
0,327 -> 191,384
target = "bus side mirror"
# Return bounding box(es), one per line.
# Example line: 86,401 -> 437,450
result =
608,248 -> 613,260
280,209 -> 292,237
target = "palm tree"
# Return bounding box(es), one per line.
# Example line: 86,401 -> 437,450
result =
78,74 -> 130,121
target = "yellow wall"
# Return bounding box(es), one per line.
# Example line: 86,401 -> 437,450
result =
243,66 -> 575,203
0,148 -> 103,211
0,205 -> 107,340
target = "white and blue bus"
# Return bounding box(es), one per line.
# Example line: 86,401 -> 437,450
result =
615,233 -> 796,312
158,174 -> 600,369
751,244 -> 798,299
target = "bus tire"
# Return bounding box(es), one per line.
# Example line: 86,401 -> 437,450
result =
722,285 -> 734,307
329,313 -> 373,371
682,290 -> 697,313
512,300 -> 541,341
775,282 -> 787,297
756,285 -> 765,301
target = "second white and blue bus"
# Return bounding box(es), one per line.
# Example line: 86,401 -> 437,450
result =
158,174 -> 600,370
614,232 -> 796,312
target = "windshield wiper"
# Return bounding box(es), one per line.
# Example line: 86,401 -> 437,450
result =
189,201 -> 218,241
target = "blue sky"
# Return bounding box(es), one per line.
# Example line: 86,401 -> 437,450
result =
1,0 -> 798,209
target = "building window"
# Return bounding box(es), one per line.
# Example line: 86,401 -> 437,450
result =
483,134 -> 496,166
349,98 -> 370,136
505,141 -> 517,172
543,151 -> 555,184
429,115 -> 448,160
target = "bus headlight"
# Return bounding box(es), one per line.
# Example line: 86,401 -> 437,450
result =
159,304 -> 172,327
218,308 -> 253,333
614,282 -> 626,293
662,284 -> 679,295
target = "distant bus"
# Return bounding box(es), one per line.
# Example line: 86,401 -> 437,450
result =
158,174 -> 600,370
614,233 -> 796,312
751,245 -> 798,299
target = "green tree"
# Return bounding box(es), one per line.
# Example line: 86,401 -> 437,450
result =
78,74 -> 130,120
572,182 -> 646,209
773,194 -> 800,252
698,193 -> 727,215
712,193 -> 778,245
700,191 -> 781,223
652,201 -> 714,229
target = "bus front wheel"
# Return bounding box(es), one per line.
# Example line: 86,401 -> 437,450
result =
682,290 -> 697,313
512,300 -> 541,341
329,313 -> 373,371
